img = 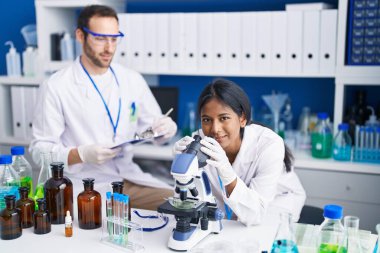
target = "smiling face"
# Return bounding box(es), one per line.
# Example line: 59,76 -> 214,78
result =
201,98 -> 247,157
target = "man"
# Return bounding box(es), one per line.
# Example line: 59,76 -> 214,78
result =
30,5 -> 177,210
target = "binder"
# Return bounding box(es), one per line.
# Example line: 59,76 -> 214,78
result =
241,12 -> 257,74
11,86 -> 27,139
169,13 -> 185,72
226,12 -> 242,74
212,12 -> 228,72
156,13 -> 170,72
115,13 -> 128,66
319,10 -> 338,74
302,10 -> 321,73
128,14 -> 144,72
197,13 -> 213,73
23,87 -> 37,139
183,13 -> 198,72
256,12 -> 272,73
286,10 -> 303,74
271,11 -> 287,74
143,14 -> 157,73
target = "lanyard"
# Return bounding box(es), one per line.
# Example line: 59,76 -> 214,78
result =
217,175 -> 233,220
80,60 -> 121,140
133,210 -> 169,232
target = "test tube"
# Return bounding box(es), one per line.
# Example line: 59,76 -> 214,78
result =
123,195 -> 129,245
375,127 -> 380,150
106,192 -> 113,239
359,126 -> 365,161
355,125 -> 359,160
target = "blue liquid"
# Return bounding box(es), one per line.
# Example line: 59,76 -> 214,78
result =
0,186 -> 20,210
271,240 -> 299,253
333,146 -> 351,161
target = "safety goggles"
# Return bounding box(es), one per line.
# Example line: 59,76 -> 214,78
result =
82,27 -> 124,46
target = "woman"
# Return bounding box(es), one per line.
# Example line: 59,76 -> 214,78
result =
173,78 -> 306,226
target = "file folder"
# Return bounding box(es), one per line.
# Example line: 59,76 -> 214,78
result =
23,87 -> 37,139
271,11 -> 287,74
11,86 -> 27,139
241,12 -> 257,74
286,10 -> 303,74
256,12 -> 272,73
143,14 -> 157,73
212,12 -> 228,72
183,13 -> 198,73
226,12 -> 242,74
319,10 -> 338,74
156,13 -> 170,72
128,14 -> 144,72
169,13 -> 185,72
197,13 -> 213,73
302,10 -> 321,73
116,13 -> 128,66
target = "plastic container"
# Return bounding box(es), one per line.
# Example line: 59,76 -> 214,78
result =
0,155 -> 20,210
78,178 -> 102,229
333,123 -> 352,161
317,205 -> 344,253
0,195 -> 22,240
20,24 -> 37,47
365,106 -> 380,130
22,46 -> 38,77
60,32 -> 74,61
4,41 -> 21,77
311,113 -> 333,159
11,146 -> 33,198
44,162 -> 73,224
15,187 -> 35,228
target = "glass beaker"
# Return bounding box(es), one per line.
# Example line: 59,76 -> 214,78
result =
374,224 -> 379,253
337,216 -> 362,253
34,152 -> 53,205
271,212 -> 299,253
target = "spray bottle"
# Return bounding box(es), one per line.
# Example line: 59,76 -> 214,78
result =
5,41 -> 21,77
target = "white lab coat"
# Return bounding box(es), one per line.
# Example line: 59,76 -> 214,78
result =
29,58 -> 172,197
199,124 -> 306,226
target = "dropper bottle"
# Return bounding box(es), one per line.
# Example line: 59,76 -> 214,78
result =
65,210 -> 73,237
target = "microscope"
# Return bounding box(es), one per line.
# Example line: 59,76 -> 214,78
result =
158,135 -> 224,251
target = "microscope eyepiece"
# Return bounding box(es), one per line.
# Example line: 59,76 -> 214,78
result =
184,135 -> 210,168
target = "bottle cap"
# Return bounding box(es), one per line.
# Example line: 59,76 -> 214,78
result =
50,161 -> 64,171
338,123 -> 349,131
36,198 -> 46,205
0,155 -> 12,164
365,126 -> 374,133
65,210 -> 72,223
4,195 -> 16,201
82,178 -> 95,185
18,186 -> 29,194
317,112 -> 328,120
323,204 -> 343,219
11,146 -> 25,155
106,191 -> 112,200
111,181 -> 124,194
124,195 -> 129,203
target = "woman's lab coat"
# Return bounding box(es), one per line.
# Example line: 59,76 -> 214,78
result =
29,58 -> 171,196
200,124 -> 306,226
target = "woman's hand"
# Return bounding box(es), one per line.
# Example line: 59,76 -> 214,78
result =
172,136 -> 194,155
200,136 -> 237,186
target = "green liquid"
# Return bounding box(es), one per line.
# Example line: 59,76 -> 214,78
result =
311,133 -> 333,158
20,176 -> 33,198
33,184 -> 45,210
318,243 -> 347,253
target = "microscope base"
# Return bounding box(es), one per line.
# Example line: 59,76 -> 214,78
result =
168,225 -> 213,251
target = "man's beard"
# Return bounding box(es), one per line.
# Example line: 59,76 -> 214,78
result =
83,40 -> 114,68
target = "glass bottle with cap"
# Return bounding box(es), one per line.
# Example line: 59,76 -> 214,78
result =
317,205 -> 345,253
78,178 -> 102,229
337,216 -> 363,253
33,198 -> 51,234
111,181 -> 130,221
44,162 -> 73,224
333,123 -> 352,161
11,146 -> 33,198
311,112 -> 333,158
0,195 -> 22,240
16,186 -> 34,228
0,155 -> 20,210
270,212 -> 299,253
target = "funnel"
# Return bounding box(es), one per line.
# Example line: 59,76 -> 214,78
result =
21,24 -> 37,47
262,93 -> 288,133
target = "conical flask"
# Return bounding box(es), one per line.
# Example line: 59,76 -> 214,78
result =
337,216 -> 363,253
34,152 -> 53,202
271,212 -> 299,253
374,224 -> 379,253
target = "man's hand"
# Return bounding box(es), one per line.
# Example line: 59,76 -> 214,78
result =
152,116 -> 177,139
77,144 -> 121,165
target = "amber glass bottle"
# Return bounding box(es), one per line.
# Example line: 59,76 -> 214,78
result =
111,181 -> 130,221
34,198 -> 51,234
15,187 -> 34,228
0,195 -> 22,240
44,162 -> 73,224
77,178 -> 102,229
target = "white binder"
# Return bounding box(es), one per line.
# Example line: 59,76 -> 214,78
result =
11,86 -> 27,139
128,14 -> 144,72
286,11 -> 303,74
226,12 -> 242,74
143,14 -> 157,73
116,13 -> 128,66
302,10 -> 321,73
241,12 -> 257,74
183,13 -> 198,73
169,13 -> 185,72
319,9 -> 337,75
212,12 -> 228,72
256,12 -> 272,73
197,13 -> 213,73
271,11 -> 287,74
156,13 -> 170,73
23,87 -> 37,139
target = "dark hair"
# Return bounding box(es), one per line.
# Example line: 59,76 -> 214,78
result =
197,78 -> 293,172
77,5 -> 119,38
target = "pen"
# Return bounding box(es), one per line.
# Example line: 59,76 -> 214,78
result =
164,108 -> 173,117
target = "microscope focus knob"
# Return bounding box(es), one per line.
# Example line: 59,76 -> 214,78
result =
200,217 -> 208,231
208,208 -> 225,221
175,187 -> 180,194
179,189 -> 187,201
190,187 -> 198,197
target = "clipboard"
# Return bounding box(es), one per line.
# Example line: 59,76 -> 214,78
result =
110,134 -> 165,149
